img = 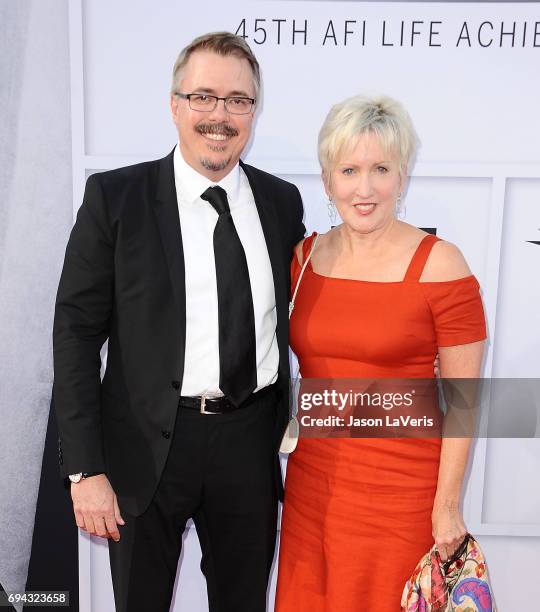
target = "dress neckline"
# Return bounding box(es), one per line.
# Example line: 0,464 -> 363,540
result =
305,232 -> 476,285
306,265 -> 476,285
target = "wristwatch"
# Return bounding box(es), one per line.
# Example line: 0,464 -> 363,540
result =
68,472 -> 104,483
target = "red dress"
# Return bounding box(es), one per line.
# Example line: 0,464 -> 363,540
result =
275,233 -> 486,612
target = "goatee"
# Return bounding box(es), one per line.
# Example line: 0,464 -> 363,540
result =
201,157 -> 231,172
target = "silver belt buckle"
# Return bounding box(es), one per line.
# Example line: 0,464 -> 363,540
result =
200,393 -> 217,415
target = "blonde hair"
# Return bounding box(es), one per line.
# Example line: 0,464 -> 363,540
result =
318,95 -> 418,176
171,32 -> 261,101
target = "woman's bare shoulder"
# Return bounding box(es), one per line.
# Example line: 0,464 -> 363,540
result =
421,239 -> 472,282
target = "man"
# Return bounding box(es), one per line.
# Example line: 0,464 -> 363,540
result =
53,32 -> 305,612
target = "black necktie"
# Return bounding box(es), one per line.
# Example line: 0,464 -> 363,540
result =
200,186 -> 257,406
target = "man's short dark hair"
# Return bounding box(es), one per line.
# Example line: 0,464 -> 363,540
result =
171,31 -> 261,101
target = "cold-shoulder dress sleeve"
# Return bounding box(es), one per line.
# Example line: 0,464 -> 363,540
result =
420,276 -> 487,347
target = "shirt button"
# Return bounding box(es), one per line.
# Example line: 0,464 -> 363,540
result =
161,430 -> 171,439
171,380 -> 180,390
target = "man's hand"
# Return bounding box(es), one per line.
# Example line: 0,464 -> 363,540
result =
71,474 -> 125,542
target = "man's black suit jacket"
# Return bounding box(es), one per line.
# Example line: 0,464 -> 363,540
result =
53,149 -> 305,516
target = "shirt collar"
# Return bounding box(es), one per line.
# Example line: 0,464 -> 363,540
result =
174,144 -> 241,207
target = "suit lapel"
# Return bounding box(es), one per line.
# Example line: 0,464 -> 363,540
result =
240,161 -> 289,375
153,150 -> 187,376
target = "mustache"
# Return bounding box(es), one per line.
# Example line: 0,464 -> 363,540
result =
195,123 -> 238,137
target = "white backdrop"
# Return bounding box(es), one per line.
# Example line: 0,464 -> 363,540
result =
68,1 -> 540,610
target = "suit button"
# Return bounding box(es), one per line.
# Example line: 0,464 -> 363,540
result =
161,430 -> 171,439
171,380 -> 180,390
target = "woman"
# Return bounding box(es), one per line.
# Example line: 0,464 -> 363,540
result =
275,95 -> 486,611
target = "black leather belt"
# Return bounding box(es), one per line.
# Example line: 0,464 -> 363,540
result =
179,383 -> 278,414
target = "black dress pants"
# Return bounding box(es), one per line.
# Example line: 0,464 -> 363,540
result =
108,390 -> 280,612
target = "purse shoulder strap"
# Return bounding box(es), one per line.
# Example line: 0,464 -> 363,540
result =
289,233 -> 320,319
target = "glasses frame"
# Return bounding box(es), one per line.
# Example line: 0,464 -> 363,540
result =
174,92 -> 256,115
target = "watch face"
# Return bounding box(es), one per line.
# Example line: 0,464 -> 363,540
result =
69,473 -> 82,483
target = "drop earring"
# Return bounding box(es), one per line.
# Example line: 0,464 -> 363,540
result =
395,193 -> 405,219
327,197 -> 338,226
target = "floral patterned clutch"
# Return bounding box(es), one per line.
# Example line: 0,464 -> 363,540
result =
401,533 -> 496,611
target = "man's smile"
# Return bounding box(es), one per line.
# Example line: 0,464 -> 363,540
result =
203,133 -> 228,141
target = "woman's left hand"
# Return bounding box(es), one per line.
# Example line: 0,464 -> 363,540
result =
432,500 -> 467,562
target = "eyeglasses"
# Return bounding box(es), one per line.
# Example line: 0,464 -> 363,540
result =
174,92 -> 255,115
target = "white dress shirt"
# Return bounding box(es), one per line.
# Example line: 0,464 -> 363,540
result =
173,145 -> 279,397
